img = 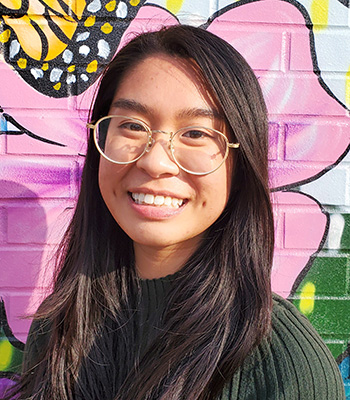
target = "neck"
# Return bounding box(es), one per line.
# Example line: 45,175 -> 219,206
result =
134,240 -> 199,279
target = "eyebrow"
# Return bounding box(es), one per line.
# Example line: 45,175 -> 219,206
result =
110,98 -> 223,120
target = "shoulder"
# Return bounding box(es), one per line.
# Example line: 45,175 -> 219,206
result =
221,294 -> 345,400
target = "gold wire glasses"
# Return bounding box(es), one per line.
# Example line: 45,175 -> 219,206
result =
87,115 -> 239,176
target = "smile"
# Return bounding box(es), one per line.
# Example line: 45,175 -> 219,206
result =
130,192 -> 184,208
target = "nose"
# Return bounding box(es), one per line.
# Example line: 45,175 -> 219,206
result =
135,134 -> 180,178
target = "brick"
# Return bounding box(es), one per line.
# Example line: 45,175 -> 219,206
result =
0,249 -> 49,288
268,123 -> 279,161
325,213 -> 350,251
0,66 -> 70,110
216,0 -> 306,25
285,122 -> 350,162
5,113 -> 87,156
289,32 -> 314,71
207,25 -> 284,71
0,208 -> 6,243
259,72 -> 347,116
7,206 -> 46,244
6,293 -> 33,337
300,167 -> 348,207
0,158 -> 74,199
271,252 -> 313,297
301,298 -> 350,336
324,341 -> 347,360
284,211 -> 327,249
295,256 -> 348,297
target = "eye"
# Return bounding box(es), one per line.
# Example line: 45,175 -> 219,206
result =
119,121 -> 147,132
181,129 -> 211,139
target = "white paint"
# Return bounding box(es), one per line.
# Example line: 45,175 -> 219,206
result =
76,32 -> 90,42
144,0 -> 209,25
300,164 -> 348,206
80,74 -> 89,82
87,0 -> 101,12
116,1 -> 127,18
67,74 -> 76,84
327,214 -> 345,249
97,39 -> 110,59
9,40 -> 20,59
50,68 -> 63,82
30,68 -> 44,79
62,49 -> 73,63
79,45 -> 90,57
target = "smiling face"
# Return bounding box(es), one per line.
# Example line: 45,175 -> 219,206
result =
98,55 -> 233,275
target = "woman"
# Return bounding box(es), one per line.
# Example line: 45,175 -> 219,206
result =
6,25 -> 345,399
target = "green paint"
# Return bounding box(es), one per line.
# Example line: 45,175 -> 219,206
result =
0,327 -> 23,373
340,214 -> 350,250
0,338 -> 12,369
292,245 -> 350,359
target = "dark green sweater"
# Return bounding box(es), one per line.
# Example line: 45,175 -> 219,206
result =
23,275 -> 345,399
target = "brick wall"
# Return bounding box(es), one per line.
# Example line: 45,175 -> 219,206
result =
0,0 -> 349,395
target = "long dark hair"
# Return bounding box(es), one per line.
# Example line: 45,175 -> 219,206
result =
8,25 -> 274,400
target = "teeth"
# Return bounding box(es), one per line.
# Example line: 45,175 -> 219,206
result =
131,193 -> 184,208
164,196 -> 172,206
144,194 -> 154,204
154,195 -> 164,205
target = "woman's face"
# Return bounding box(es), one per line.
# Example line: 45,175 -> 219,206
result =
98,54 -> 233,255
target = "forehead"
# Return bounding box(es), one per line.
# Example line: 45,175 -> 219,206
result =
110,54 -> 222,118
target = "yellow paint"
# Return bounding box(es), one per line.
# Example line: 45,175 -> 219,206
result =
42,62 -> 49,70
166,0 -> 184,15
0,29 -> 10,43
65,0 -> 86,19
3,15 -> 42,60
101,22 -> 113,34
310,0 -> 329,31
86,60 -> 98,73
0,339 -> 12,370
53,82 -> 61,90
299,282 -> 316,315
3,11 -> 74,61
105,0 -> 116,11
1,0 -> 22,10
84,15 -> 96,27
39,0 -> 67,18
345,66 -> 350,108
67,64 -> 75,72
129,0 -> 140,5
17,58 -> 27,69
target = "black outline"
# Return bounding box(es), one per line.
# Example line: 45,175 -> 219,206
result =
29,18 -> 49,61
143,2 -> 180,22
0,0 -> 29,16
203,0 -> 350,193
287,191 -> 330,297
0,299 -> 25,352
271,143 -> 350,192
46,13 -> 71,45
203,0 -> 350,112
337,0 -> 349,7
0,107 -> 66,147
337,345 -> 350,364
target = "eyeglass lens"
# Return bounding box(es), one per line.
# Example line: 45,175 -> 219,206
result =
95,116 -> 228,174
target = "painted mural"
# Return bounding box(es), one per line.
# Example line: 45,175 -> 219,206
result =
0,0 -> 349,396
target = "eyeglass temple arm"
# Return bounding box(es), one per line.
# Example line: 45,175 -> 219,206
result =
228,143 -> 240,149
86,123 -> 95,129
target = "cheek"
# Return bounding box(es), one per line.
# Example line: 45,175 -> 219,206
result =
200,165 -> 231,213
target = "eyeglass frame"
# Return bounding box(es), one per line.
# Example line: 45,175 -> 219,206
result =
87,115 -> 240,176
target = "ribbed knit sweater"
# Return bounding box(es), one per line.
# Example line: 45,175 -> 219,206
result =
23,274 -> 345,399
